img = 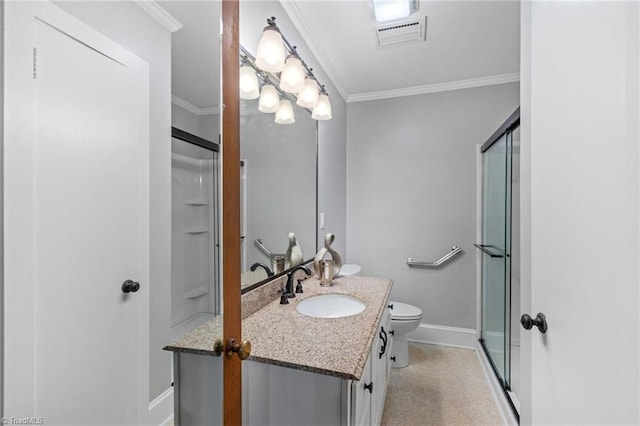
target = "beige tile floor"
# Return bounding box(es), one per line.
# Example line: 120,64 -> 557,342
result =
381,343 -> 504,426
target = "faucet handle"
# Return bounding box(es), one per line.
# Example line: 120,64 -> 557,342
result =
295,279 -> 304,294
280,292 -> 290,305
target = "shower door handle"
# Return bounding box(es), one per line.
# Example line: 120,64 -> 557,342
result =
521,312 -> 548,334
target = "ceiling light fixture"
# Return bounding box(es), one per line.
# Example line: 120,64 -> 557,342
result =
371,0 -> 418,23
245,16 -> 331,123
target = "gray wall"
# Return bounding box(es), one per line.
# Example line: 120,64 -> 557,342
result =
346,83 -> 519,329
55,1 -> 173,401
240,0 -> 347,259
172,104 -> 200,136
171,103 -> 219,143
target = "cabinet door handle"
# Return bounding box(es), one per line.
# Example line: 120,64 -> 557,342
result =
364,382 -> 373,394
379,327 -> 388,359
389,330 -> 395,336
390,356 -> 396,362
388,303 -> 394,310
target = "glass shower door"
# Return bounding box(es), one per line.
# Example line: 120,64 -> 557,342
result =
479,132 -> 512,386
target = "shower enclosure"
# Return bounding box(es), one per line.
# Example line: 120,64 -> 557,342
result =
478,108 -> 520,416
170,128 -> 220,341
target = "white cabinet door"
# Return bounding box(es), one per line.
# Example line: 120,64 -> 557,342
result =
352,352 -> 372,426
371,307 -> 392,425
4,3 -> 149,423
521,2 -> 640,424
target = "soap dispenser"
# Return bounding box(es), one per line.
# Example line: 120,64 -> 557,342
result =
285,232 -> 304,269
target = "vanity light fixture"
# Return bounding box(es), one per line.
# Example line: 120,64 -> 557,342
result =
296,78 -> 320,108
255,17 -> 286,72
239,65 -> 260,100
251,16 -> 332,122
275,99 -> 295,124
371,0 -> 418,22
279,54 -> 306,94
258,84 -> 280,113
311,92 -> 332,121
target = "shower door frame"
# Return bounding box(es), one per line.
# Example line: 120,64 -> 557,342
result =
478,108 -> 520,420
171,126 -> 221,317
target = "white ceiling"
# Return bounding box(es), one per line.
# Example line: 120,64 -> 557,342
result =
156,0 -> 519,109
284,0 -> 520,100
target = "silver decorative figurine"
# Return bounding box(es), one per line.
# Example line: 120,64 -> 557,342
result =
313,233 -> 343,282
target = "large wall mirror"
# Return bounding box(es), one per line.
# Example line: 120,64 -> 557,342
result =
239,2 -> 318,292
149,0 -> 319,403
152,0 -> 223,402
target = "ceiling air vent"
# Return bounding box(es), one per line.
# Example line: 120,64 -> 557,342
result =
373,16 -> 427,48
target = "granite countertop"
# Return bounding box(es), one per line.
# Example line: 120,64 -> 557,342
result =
243,275 -> 393,381
164,275 -> 393,381
164,315 -> 223,356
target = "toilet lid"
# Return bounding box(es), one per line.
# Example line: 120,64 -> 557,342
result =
391,301 -> 423,320
337,264 -> 362,277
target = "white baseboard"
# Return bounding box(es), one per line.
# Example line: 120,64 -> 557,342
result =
476,341 -> 518,426
407,323 -> 477,349
148,386 -> 174,425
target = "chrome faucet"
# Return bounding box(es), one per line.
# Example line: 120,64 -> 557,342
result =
280,265 -> 312,304
250,262 -> 274,277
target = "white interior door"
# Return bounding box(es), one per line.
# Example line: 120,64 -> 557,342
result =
521,2 -> 640,424
4,3 -> 149,424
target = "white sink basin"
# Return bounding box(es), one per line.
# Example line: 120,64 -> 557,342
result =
296,294 -> 366,318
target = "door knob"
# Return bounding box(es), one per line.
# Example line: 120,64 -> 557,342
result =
226,338 -> 252,360
121,280 -> 140,293
521,312 -> 548,334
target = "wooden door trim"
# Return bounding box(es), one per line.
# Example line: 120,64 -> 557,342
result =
221,0 -> 241,424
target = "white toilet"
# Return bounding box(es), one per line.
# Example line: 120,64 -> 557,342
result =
390,301 -> 423,368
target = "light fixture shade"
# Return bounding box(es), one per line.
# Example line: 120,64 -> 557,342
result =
311,94 -> 332,120
372,0 -> 417,22
275,100 -> 295,124
239,66 -> 260,99
296,78 -> 320,108
258,84 -> 280,113
255,28 -> 286,73
279,57 -> 306,94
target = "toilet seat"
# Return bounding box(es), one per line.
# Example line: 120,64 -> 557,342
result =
391,301 -> 423,321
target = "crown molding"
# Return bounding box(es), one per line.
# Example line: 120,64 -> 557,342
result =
172,95 -> 219,116
348,72 -> 520,103
279,0 -> 348,102
135,1 -> 183,33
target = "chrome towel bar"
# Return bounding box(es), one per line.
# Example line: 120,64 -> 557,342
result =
406,246 -> 463,268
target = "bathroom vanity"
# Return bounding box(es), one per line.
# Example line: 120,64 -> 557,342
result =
165,275 -> 394,425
